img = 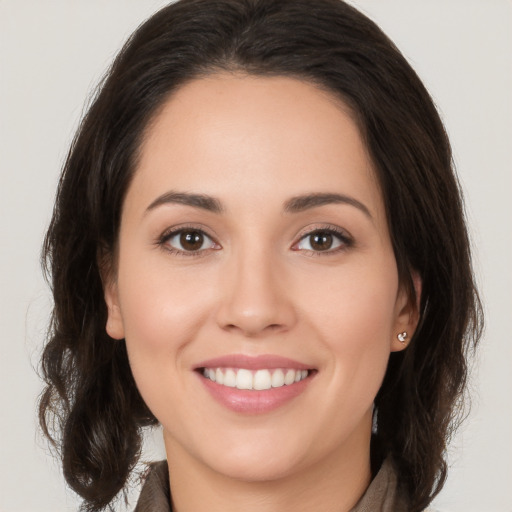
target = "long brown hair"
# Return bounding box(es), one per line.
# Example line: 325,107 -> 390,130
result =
39,1 -> 483,510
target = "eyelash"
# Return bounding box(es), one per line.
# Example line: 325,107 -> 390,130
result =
157,225 -> 353,257
158,225 -> 219,258
292,226 -> 354,256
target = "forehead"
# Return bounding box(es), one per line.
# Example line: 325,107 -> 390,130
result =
130,73 -> 384,223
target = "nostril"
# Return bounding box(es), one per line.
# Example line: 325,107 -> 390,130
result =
221,321 -> 287,337
215,288 -> 297,336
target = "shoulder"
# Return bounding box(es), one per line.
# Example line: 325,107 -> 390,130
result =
134,461 -> 171,512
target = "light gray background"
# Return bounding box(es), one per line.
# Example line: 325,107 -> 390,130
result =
1,1 -> 511,511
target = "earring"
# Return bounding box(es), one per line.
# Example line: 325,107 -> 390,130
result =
397,331 -> 408,344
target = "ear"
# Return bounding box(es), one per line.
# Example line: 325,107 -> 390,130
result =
104,277 -> 125,340
391,271 -> 422,352
98,250 -> 125,340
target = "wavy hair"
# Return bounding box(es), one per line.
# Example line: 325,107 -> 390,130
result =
39,0 -> 483,510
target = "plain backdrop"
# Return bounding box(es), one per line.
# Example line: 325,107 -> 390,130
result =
1,1 -> 511,511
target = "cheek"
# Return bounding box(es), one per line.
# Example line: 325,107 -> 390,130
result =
300,257 -> 399,337
115,253 -> 217,400
117,246 -> 215,340
297,258 -> 399,393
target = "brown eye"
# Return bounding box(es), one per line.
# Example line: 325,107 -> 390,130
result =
180,231 -> 204,251
309,232 -> 333,251
165,229 -> 217,253
294,229 -> 348,253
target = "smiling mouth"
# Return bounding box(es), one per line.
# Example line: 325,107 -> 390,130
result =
199,367 -> 312,391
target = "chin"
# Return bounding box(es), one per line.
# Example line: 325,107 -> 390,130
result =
208,449 -> 305,483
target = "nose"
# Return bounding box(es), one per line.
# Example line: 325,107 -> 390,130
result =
215,247 -> 297,337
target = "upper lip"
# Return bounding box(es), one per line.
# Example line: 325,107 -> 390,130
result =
194,354 -> 313,371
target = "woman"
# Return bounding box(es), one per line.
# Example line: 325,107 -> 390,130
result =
39,0 -> 482,511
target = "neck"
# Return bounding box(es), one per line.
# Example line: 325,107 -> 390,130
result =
163,415 -> 373,512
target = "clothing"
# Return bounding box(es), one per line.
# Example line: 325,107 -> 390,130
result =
133,458 -> 418,511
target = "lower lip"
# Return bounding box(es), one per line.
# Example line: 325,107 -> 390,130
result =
198,372 -> 314,414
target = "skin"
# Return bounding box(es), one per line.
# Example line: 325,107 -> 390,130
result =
105,74 -> 419,512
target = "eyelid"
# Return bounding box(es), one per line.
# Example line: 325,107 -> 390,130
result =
156,222 -> 353,256
158,224 -> 221,256
291,224 -> 354,254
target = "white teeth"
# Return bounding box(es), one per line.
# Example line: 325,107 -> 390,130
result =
271,369 -> 285,387
254,369 -> 272,390
236,369 -> 253,389
202,367 -> 310,390
284,369 -> 295,385
224,368 -> 236,387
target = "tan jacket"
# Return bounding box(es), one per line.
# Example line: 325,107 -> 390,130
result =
133,458 -> 430,511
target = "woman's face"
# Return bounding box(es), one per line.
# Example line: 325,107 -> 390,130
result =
105,74 -> 416,482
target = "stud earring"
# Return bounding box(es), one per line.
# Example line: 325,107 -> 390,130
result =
397,331 -> 408,344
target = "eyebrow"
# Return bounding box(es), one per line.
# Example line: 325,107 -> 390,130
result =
283,193 -> 372,218
145,190 -> 371,219
145,191 -> 223,214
